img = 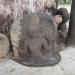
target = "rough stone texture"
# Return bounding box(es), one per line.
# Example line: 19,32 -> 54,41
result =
0,4 -> 72,75
0,33 -> 10,58
10,13 -> 61,67
0,14 -> 13,39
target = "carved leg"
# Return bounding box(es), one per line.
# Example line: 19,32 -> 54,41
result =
29,38 -> 43,57
48,40 -> 61,65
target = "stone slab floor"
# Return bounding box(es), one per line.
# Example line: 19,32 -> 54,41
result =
0,47 -> 75,75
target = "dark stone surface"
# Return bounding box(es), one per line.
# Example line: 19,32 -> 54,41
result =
11,13 -> 61,67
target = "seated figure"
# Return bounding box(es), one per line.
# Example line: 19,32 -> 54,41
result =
53,8 -> 69,51
10,13 -> 61,67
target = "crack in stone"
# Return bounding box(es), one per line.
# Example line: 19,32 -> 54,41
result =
68,56 -> 75,62
59,64 -> 68,75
